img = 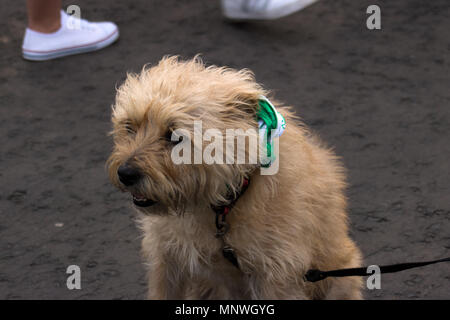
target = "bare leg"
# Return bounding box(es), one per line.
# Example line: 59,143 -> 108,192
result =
27,0 -> 61,33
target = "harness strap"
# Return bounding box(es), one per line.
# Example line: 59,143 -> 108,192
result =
211,178 -> 250,217
211,178 -> 250,269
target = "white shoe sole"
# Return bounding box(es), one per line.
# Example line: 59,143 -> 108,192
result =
223,0 -> 318,20
22,29 -> 119,61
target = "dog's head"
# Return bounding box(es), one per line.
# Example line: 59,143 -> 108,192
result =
107,56 -> 266,214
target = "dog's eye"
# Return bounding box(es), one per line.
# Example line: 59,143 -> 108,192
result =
165,129 -> 183,144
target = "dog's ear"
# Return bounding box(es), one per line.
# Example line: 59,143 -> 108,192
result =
223,93 -> 260,122
209,65 -> 266,122
239,95 -> 260,116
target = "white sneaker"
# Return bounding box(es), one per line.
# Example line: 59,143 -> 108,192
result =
221,0 -> 318,20
22,11 -> 119,61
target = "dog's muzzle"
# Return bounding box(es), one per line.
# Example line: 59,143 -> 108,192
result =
117,164 -> 157,207
132,193 -> 157,207
117,164 -> 141,186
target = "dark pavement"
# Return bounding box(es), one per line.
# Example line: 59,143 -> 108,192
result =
0,0 -> 449,299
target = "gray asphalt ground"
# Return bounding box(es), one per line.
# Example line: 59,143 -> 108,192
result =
0,0 -> 449,299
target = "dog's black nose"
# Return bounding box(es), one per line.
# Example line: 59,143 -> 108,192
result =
117,164 -> 141,186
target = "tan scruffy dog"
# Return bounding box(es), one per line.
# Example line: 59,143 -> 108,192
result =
107,56 -> 363,299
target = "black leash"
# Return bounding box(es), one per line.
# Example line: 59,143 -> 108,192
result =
210,179 -> 450,282
304,257 -> 450,282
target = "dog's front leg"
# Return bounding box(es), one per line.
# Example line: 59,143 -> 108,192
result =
147,256 -> 186,299
249,276 -> 309,300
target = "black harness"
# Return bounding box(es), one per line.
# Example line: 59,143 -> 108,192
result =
211,178 -> 450,282
210,178 -> 250,269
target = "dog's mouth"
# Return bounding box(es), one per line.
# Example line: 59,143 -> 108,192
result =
131,192 -> 157,207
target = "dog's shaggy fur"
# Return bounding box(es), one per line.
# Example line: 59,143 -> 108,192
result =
107,56 -> 363,299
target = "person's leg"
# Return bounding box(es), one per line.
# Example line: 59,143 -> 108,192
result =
27,0 -> 62,33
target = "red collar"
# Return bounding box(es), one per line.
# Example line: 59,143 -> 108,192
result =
210,178 -> 250,217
